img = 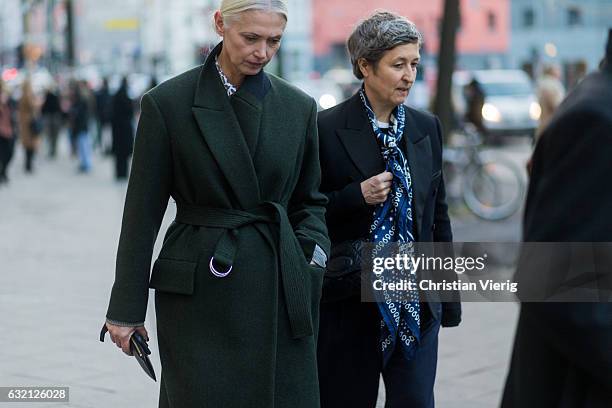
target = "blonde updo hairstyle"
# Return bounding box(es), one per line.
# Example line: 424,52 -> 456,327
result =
218,0 -> 288,26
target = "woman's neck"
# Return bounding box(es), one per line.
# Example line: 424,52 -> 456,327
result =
363,84 -> 393,123
217,49 -> 245,88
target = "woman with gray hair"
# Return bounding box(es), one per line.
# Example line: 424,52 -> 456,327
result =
102,0 -> 330,406
317,11 -> 461,407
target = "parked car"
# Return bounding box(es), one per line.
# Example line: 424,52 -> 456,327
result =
453,69 -> 541,138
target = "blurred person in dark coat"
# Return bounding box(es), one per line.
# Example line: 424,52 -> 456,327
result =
69,81 -> 92,172
110,77 -> 134,180
0,80 -> 16,184
502,29 -> 612,408
94,78 -> 113,154
94,78 -> 112,153
463,78 -> 486,135
41,84 -> 63,158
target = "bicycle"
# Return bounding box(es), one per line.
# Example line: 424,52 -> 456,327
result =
442,124 -> 526,221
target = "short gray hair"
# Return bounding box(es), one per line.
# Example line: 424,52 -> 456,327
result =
347,10 -> 423,79
220,0 -> 288,24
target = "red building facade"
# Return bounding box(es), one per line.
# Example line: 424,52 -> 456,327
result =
312,0 -> 509,72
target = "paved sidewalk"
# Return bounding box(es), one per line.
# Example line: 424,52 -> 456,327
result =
0,140 -> 524,407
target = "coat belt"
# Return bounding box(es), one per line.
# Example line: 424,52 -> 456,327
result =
175,202 -> 313,339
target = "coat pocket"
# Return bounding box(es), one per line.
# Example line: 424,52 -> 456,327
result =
150,258 -> 197,295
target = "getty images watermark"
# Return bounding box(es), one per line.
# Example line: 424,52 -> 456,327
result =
371,251 -> 517,294
355,242 -> 612,302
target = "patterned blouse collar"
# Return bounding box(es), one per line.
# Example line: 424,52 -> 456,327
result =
215,56 -> 238,97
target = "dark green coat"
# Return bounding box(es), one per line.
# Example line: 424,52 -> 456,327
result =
106,43 -> 330,407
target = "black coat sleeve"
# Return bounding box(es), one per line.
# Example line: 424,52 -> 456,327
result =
106,93 -> 173,325
288,100 -> 331,263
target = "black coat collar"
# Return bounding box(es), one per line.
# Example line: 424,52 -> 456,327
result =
335,91 -> 433,238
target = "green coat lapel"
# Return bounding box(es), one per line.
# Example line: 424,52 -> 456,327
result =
191,43 -> 261,208
230,69 -> 270,155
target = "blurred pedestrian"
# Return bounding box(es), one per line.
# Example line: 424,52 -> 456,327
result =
69,82 -> 92,172
41,84 -> 63,158
317,11 -> 460,408
148,75 -> 158,91
102,0 -> 329,407
66,80 -> 79,157
110,77 -> 134,180
535,64 -> 565,140
502,29 -> 612,407
18,79 -> 42,173
0,80 -> 16,184
463,78 -> 486,135
572,59 -> 588,89
94,78 -> 112,153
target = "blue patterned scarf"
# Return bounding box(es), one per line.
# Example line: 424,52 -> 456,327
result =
360,87 -> 421,366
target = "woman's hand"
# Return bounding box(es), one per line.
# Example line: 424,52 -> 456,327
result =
105,322 -> 149,356
361,171 -> 393,205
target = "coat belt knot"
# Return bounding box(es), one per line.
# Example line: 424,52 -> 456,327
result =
175,202 -> 314,339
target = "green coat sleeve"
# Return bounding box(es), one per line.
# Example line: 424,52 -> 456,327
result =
288,100 -> 331,263
106,93 -> 173,325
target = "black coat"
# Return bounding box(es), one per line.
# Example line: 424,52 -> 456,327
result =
317,92 -> 461,325
95,86 -> 111,123
111,88 -> 134,158
502,68 -> 612,406
41,91 -> 61,116
69,96 -> 89,135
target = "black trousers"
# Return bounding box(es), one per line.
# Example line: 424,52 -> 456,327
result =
24,147 -> 35,173
114,154 -> 129,180
0,137 -> 14,178
318,299 -> 441,408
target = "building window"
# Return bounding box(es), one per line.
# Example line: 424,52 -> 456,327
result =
567,7 -> 582,26
523,8 -> 535,27
487,11 -> 496,31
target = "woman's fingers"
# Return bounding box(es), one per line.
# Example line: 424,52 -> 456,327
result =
135,327 -> 149,342
378,171 -> 393,182
378,188 -> 391,200
377,181 -> 392,191
121,337 -> 133,355
106,323 -> 137,356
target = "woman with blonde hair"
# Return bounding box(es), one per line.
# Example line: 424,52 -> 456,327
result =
102,0 -> 330,406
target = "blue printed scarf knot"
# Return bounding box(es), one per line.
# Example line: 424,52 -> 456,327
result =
360,87 -> 421,366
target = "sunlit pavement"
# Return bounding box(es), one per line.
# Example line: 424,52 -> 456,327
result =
0,136 -> 530,407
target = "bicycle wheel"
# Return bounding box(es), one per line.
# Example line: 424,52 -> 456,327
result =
462,153 -> 525,221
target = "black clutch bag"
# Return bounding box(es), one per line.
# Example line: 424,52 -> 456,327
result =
99,325 -> 157,382
321,240 -> 364,303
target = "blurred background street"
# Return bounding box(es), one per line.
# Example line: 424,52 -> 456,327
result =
1,0 -> 611,406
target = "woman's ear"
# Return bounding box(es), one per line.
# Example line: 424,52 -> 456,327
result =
358,58 -> 370,79
213,10 -> 225,36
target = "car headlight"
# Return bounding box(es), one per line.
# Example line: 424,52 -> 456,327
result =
482,103 -> 501,122
529,102 -> 541,120
319,94 -> 337,109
